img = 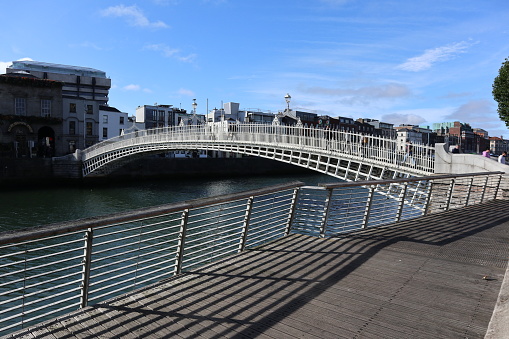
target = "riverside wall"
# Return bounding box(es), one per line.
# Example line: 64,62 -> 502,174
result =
0,156 -> 312,188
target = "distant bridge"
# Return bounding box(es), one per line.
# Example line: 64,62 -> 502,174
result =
78,123 -> 436,180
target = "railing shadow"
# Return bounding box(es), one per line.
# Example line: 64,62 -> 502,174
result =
11,199 -> 509,338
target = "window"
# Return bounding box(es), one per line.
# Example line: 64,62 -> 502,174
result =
15,98 -> 26,116
103,115 -> 108,124
41,99 -> 51,117
103,127 -> 108,138
70,103 -> 77,113
119,116 -> 124,125
86,122 -> 93,136
69,121 -> 76,135
86,105 -> 93,114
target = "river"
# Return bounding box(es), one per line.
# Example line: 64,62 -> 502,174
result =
0,172 -> 340,232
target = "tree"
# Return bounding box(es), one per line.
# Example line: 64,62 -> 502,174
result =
493,57 -> 509,127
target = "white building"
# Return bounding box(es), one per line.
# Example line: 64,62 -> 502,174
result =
207,102 -> 275,124
395,127 -> 422,152
98,105 -> 129,141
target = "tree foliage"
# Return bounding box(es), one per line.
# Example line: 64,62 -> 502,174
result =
493,57 -> 509,127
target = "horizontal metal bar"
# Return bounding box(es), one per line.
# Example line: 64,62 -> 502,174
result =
0,181 -> 306,246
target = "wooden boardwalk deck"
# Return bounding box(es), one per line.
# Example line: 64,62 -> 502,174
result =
7,200 -> 509,339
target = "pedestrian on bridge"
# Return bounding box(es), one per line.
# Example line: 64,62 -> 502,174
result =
482,148 -> 491,158
402,140 -> 415,165
498,151 -> 507,164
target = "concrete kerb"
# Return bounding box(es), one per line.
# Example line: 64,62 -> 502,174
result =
485,253 -> 509,338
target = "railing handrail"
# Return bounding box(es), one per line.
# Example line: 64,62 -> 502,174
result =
0,181 -> 305,246
318,171 -> 506,189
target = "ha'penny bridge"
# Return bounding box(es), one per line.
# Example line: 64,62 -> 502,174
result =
2,123 -> 509,338
79,123 -> 435,179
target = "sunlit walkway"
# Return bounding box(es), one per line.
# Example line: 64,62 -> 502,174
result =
7,200 -> 509,338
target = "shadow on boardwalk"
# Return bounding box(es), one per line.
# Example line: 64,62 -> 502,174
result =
9,200 -> 509,339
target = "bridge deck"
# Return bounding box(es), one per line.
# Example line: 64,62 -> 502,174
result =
7,200 -> 509,339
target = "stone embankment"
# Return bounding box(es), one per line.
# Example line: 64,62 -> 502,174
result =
0,156 -> 311,188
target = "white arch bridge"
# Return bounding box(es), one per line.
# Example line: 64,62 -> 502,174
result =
78,123 -> 436,181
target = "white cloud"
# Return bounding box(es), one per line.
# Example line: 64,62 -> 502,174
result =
178,88 -> 195,96
302,83 -> 411,105
445,99 -> 495,123
144,44 -> 197,63
69,42 -> 103,50
144,44 -> 179,57
0,61 -> 12,74
123,84 -> 141,91
1,57 -> 33,74
381,113 -> 426,126
397,41 -> 474,72
100,5 -> 168,28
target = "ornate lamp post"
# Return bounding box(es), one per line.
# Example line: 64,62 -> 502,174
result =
192,99 -> 197,125
284,93 -> 291,113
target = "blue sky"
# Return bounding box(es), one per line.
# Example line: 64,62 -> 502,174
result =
1,0 -> 509,137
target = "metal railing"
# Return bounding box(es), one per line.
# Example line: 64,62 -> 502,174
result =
0,171 -> 503,335
80,124 -> 436,176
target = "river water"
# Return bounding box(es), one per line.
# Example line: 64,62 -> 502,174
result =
0,173 -> 340,232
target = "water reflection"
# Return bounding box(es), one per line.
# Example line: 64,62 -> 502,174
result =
0,173 -> 340,232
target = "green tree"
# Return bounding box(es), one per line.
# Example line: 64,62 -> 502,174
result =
493,57 -> 509,127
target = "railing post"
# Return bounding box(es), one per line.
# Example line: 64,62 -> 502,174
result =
175,209 -> 189,275
362,186 -> 375,229
494,174 -> 503,200
395,182 -> 408,222
284,188 -> 300,236
445,179 -> 455,211
465,177 -> 474,207
80,228 -> 93,308
238,196 -> 254,252
423,181 -> 433,215
480,176 -> 489,203
319,188 -> 334,237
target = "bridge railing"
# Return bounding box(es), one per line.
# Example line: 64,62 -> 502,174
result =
1,171 -> 501,336
81,124 -> 436,173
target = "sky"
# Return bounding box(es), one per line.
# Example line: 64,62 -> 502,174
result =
1,0 -> 509,137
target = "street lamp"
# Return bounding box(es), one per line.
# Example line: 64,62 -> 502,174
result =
192,98 -> 197,115
284,93 -> 291,113
192,99 -> 197,125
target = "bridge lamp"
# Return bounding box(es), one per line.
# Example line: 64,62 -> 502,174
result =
284,93 -> 291,113
192,99 -> 198,125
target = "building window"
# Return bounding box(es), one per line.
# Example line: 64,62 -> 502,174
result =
120,116 -> 124,125
86,105 -> 93,114
69,141 -> 76,153
103,127 -> 108,138
69,121 -> 76,135
103,115 -> 108,124
41,99 -> 51,117
86,122 -> 93,136
15,98 -> 26,116
70,103 -> 76,113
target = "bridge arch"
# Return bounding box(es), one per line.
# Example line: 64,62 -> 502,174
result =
79,124 -> 435,181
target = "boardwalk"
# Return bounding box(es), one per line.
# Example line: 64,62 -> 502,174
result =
7,200 -> 509,339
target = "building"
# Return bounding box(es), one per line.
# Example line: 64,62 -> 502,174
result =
432,121 -> 476,153
0,73 -> 64,157
358,118 -> 396,138
98,105 -> 129,141
136,104 -> 205,129
489,137 -> 509,155
7,60 -> 112,152
395,127 -> 423,152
